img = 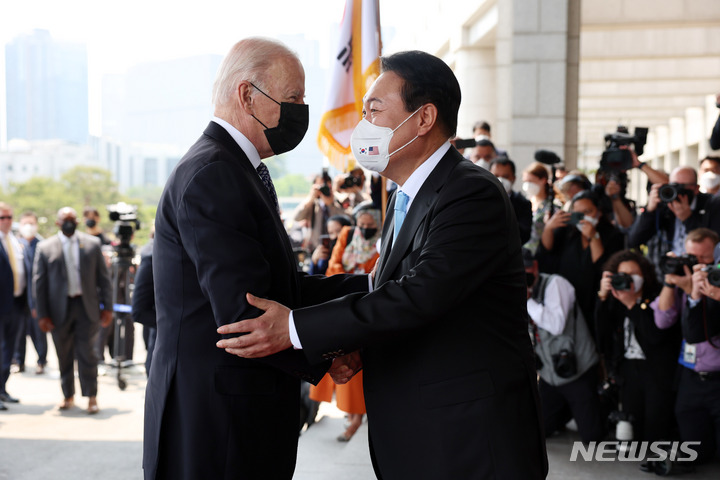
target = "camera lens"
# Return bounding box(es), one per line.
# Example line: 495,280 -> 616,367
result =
611,273 -> 632,291
658,184 -> 678,203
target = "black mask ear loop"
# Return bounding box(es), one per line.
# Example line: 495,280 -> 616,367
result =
249,82 -> 280,129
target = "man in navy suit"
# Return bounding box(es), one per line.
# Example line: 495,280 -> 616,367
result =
143,37 -> 367,480
218,51 -> 548,479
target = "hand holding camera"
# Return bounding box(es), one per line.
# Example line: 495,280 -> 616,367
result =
545,209 -> 571,231
660,253 -> 695,294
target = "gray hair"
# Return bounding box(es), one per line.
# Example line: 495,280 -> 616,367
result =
212,37 -> 299,108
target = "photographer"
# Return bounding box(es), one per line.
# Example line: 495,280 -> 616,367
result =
699,156 -> 720,195
333,167 -> 370,214
655,228 -> 720,464
628,166 -> 720,278
292,172 -> 346,252
307,214 -> 352,275
537,190 -> 625,330
595,250 -> 681,450
525,249 -> 604,444
521,162 -> 563,254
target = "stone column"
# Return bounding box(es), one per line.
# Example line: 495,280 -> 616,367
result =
495,0 -> 579,171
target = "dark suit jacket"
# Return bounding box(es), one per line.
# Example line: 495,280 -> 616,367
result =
33,232 -> 112,325
628,193 -> 720,249
294,147 -> 548,479
143,122 -> 367,480
510,190 -> 532,244
132,241 -> 155,328
21,236 -> 40,312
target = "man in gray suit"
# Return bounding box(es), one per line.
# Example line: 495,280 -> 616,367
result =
34,207 -> 113,414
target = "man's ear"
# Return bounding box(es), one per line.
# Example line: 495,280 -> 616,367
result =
237,81 -> 255,114
416,104 -> 437,137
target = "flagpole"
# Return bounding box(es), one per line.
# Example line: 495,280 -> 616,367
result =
375,0 -> 388,223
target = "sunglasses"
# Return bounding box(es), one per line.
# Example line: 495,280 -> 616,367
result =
0,216 -> 13,220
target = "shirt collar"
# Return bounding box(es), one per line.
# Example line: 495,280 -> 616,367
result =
397,141 -> 451,209
58,231 -> 76,244
212,116 -> 262,169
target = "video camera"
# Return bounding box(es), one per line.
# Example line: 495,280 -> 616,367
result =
597,125 -> 649,192
659,254 -> 697,276
600,125 -> 648,172
107,202 -> 140,258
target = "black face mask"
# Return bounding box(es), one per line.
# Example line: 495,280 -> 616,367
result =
250,83 -> 309,155
360,227 -> 378,240
61,220 -> 77,237
85,218 -> 97,228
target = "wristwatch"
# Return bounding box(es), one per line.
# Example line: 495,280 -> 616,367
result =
638,161 -> 647,169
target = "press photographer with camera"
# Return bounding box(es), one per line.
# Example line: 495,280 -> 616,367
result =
292,171 -> 346,252
629,166 -> 720,278
595,250 -> 681,453
653,228 -> 720,464
333,167 -> 371,213
537,190 -> 625,330
524,248 -> 604,444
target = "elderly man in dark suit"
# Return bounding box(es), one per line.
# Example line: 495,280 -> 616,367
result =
143,37 -> 367,480
218,51 -> 548,479
33,207 -> 113,414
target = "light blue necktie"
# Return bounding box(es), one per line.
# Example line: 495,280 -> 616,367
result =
393,191 -> 409,243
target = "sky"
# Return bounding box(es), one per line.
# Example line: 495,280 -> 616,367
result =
0,0 -> 411,139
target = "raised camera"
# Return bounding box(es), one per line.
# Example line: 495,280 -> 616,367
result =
611,272 -> 633,291
567,212 -> 584,226
702,264 -> 720,288
658,183 -> 693,203
659,254 -> 697,275
342,175 -> 362,189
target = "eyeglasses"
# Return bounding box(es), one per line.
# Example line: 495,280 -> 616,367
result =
0,216 -> 12,220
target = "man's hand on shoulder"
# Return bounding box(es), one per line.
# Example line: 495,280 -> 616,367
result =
216,293 -> 292,358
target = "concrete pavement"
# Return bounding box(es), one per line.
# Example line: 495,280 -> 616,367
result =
1,330 -> 719,479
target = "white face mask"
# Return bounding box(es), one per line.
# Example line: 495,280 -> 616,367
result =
522,181 -> 541,198
575,214 -> 599,233
630,274 -> 644,293
350,107 -> 422,173
699,171 -> 720,192
19,223 -> 37,239
497,177 -> 513,194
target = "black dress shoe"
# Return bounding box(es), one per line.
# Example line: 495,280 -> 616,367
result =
0,393 -> 19,403
0,400 -> 7,411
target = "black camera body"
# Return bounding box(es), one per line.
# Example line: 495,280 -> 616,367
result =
611,272 -> 633,291
659,254 -> 697,275
342,175 -> 362,189
658,182 -> 695,204
107,202 -> 140,257
600,126 -> 648,173
702,264 -> 720,287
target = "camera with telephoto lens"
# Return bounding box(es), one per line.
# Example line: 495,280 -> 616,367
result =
597,125 -> 648,192
659,254 -> 697,275
107,202 -> 140,258
658,182 -> 695,204
702,264 -> 720,287
611,272 -> 633,291
341,175 -> 362,189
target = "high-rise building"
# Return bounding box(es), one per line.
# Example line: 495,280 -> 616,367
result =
5,29 -> 89,144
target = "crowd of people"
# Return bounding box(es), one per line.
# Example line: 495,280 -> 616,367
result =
457,127 -> 720,470
0,204 -> 154,414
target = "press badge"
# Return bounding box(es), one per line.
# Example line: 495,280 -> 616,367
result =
683,343 -> 697,365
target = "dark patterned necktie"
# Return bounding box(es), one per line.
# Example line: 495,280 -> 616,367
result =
256,162 -> 280,216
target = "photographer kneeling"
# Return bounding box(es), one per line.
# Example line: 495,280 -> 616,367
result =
655,228 -> 720,464
595,250 -> 681,454
524,248 -> 605,444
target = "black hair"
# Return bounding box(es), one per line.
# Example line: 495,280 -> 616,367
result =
328,215 -> 352,228
489,156 -> 516,176
603,249 -> 661,299
473,120 -> 491,133
476,138 -> 496,150
380,51 -> 461,138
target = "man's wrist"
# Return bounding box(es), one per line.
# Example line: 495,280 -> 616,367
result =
637,161 -> 646,170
